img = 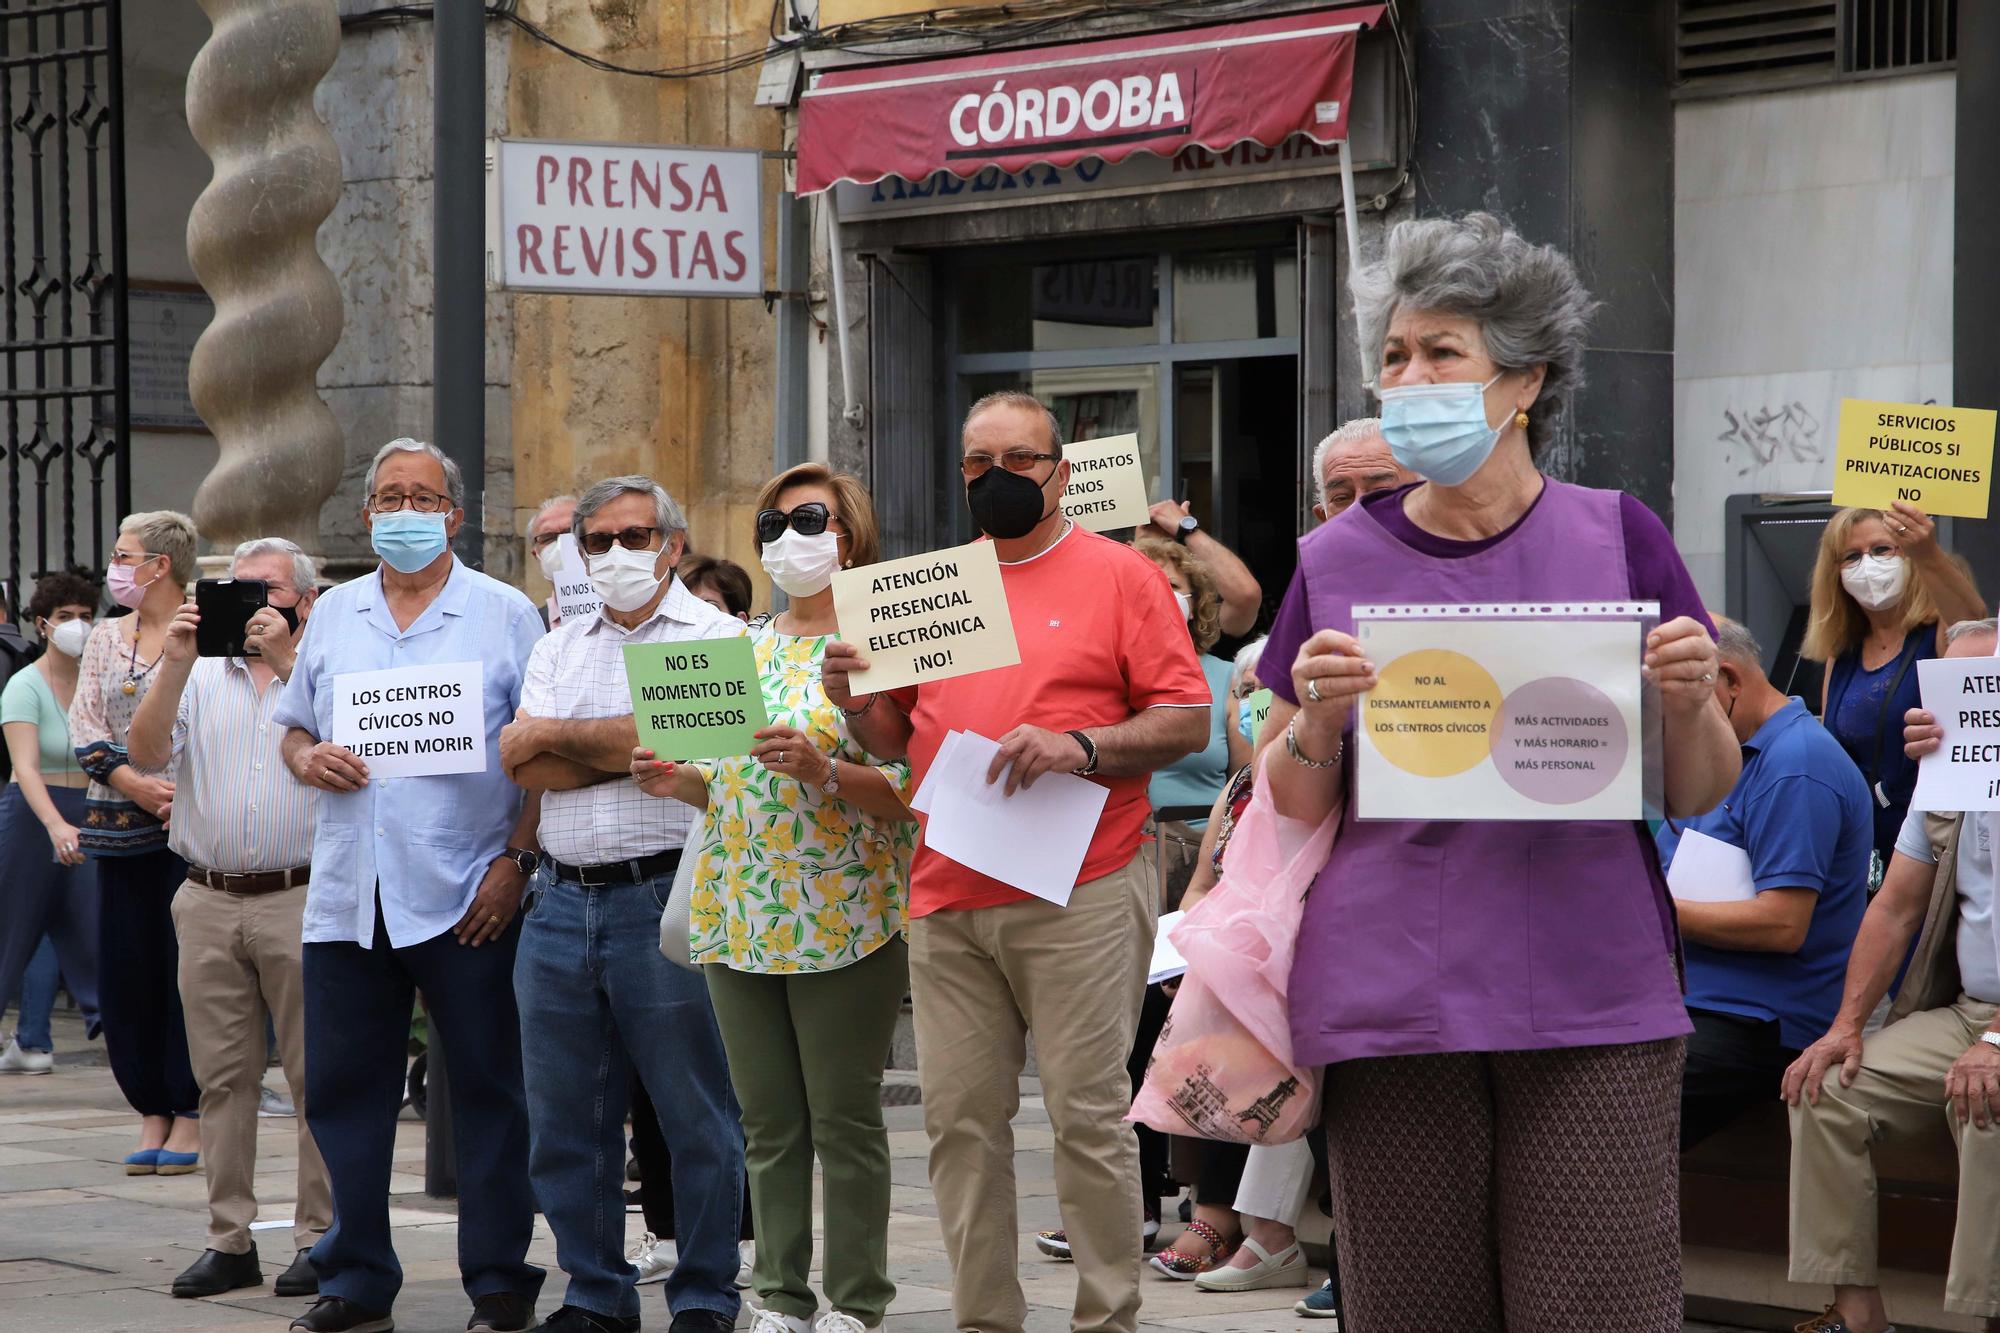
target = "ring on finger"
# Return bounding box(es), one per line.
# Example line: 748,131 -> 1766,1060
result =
1306,676 -> 1322,704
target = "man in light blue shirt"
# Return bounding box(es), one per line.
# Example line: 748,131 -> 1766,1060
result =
275,438 -> 547,1333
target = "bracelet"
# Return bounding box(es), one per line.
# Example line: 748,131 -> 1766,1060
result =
839,694 -> 877,718
1285,714 -> 1343,769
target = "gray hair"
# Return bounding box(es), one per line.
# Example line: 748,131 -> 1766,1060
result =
1311,417 -> 1386,508
964,389 -> 1065,459
1946,617 -> 2000,647
1351,213 -> 1598,457
1712,616 -> 1763,669
365,437 -> 465,509
1229,635 -> 1268,699
231,537 -> 316,594
573,475 -> 687,542
531,494 -> 577,530
119,509 -> 200,585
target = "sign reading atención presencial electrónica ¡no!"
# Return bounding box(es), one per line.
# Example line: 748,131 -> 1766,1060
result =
494,138 -> 763,299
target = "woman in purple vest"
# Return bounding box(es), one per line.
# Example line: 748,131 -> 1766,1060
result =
1256,214 -> 1741,1332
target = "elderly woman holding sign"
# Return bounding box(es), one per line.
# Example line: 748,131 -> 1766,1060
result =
1254,213 -> 1740,1332
632,461 -> 917,1333
1802,504 -> 1981,867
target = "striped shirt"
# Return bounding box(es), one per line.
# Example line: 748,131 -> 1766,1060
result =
170,657 -> 317,873
522,577 -> 746,864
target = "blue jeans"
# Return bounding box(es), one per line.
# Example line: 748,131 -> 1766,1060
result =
12,936 -> 57,1051
515,864 -> 744,1321
304,903 -> 544,1313
0,784 -> 101,1048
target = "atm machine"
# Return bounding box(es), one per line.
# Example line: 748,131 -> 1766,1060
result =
1723,491 -> 1837,714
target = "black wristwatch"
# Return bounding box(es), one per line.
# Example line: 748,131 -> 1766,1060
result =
1174,515 -> 1199,545
499,847 -> 541,876
1066,729 -> 1099,776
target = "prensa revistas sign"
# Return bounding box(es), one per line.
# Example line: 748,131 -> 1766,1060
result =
493,138 -> 763,298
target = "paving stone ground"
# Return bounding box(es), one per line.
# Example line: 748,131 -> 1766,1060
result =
0,1007 -> 1759,1332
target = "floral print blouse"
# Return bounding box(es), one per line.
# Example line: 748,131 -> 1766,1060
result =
688,624 -> 915,974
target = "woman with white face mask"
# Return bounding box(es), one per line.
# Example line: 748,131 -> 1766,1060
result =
1803,503 -> 1984,865
0,570 -> 105,1075
629,462 -> 917,1333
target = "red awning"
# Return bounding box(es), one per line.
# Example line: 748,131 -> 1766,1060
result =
795,6 -> 1386,195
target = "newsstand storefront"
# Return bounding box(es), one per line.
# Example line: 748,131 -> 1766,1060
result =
782,3 -> 1408,610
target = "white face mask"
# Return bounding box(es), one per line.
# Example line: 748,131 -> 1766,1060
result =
1841,553 -> 1910,612
47,618 -> 91,658
534,539 -> 567,584
1174,591 -> 1192,622
587,543 -> 667,614
760,528 -> 843,598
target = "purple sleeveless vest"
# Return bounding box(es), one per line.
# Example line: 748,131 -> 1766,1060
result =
1288,479 -> 1693,1066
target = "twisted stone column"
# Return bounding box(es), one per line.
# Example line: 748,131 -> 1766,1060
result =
185,0 -> 345,561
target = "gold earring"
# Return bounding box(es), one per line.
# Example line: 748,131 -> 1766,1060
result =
1515,410 -> 1530,429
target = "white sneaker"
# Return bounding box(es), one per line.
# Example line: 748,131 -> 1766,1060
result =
257,1084 -> 296,1117
813,1314 -> 867,1333
627,1230 -> 673,1285
0,1037 -> 52,1075
736,1240 -> 754,1289
749,1308 -> 808,1333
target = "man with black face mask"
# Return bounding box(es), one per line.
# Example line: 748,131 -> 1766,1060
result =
824,390 -> 1211,1333
1655,616 -> 1871,1150
126,537 -> 333,1302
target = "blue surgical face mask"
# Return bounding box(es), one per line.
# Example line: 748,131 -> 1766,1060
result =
1377,372 -> 1506,488
371,510 -> 451,574
1236,701 -> 1257,744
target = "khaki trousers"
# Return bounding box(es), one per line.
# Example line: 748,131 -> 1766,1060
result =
1789,993 -> 2000,1317
172,880 -> 332,1256
910,857 -> 1154,1333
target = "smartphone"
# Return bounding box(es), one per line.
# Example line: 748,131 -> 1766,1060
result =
195,578 -> 268,658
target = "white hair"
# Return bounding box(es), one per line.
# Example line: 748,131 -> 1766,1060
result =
1229,635 -> 1268,699
1946,618 -> 2000,648
1311,417 -> 1387,508
531,494 -> 577,527
573,475 -> 687,540
231,537 -> 317,594
366,437 -> 465,508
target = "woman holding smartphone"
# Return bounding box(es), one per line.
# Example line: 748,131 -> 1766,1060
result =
0,570 -> 105,1072
69,511 -> 201,1173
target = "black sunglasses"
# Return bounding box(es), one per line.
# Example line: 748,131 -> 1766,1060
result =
755,502 -> 838,545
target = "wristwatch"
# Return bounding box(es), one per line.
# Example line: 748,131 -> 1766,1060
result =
499,847 -> 541,876
1981,1031 -> 2000,1051
1174,515 -> 1199,545
1067,729 -> 1100,776
820,757 -> 841,797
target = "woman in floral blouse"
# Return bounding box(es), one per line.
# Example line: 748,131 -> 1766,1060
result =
633,462 -> 915,1333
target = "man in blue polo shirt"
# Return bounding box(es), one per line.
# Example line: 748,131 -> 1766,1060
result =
1658,617 -> 1871,1149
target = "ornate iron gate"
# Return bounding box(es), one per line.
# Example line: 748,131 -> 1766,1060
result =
1,0 -> 127,606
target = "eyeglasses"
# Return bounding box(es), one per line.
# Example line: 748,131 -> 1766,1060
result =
755,502 -> 841,545
367,490 -> 452,514
1839,543 -> 1900,567
107,549 -> 160,567
528,530 -> 564,553
579,525 -> 661,557
960,449 -> 1058,479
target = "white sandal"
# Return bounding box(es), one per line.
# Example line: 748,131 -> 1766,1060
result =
1194,1236 -> 1308,1292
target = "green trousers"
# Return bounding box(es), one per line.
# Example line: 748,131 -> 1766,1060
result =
705,936 -> 908,1326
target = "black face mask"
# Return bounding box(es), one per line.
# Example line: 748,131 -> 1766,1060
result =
966,466 -> 1053,541
272,603 -> 300,635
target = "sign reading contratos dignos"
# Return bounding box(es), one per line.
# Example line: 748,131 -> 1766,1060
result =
493,138 -> 763,298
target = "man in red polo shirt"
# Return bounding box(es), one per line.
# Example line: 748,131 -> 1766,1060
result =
825,390 -> 1209,1333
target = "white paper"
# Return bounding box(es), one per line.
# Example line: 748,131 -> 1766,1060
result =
910,729 -> 967,815
1910,656 -> 2000,813
331,661 -> 488,780
1148,910 -> 1189,985
1665,828 -> 1759,903
920,731 -> 1109,907
549,534 -> 603,627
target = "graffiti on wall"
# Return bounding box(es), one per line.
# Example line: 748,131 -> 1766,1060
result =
1719,402 -> 1824,476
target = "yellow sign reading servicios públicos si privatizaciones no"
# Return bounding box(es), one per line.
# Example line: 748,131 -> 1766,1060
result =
1832,398 -> 1997,519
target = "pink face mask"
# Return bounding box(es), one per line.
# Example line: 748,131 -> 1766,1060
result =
105,560 -> 154,609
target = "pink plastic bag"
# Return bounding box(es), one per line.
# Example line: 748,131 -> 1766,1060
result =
1129,752 -> 1340,1145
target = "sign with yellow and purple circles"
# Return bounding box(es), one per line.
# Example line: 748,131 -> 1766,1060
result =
1353,604 -> 1652,821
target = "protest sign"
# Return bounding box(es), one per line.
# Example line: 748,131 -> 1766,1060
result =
623,637 -> 767,761
832,541 -> 1020,693
1910,657 -> 2000,812
1831,398 -> 1997,519
1354,605 -> 1650,821
1060,433 -> 1151,531
548,534 -> 603,627
331,661 -> 487,779
1242,687 -> 1274,741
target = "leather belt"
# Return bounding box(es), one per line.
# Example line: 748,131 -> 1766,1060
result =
187,865 -> 310,896
546,848 -> 681,887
